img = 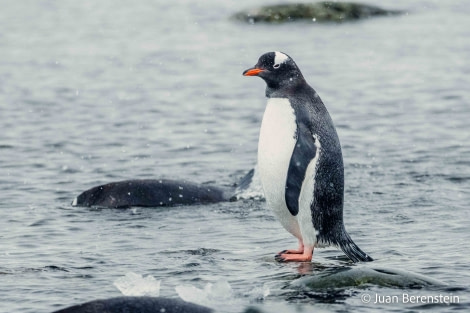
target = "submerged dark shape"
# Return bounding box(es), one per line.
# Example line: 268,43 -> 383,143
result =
232,2 -> 403,24
72,169 -> 255,208
291,266 -> 446,289
52,296 -> 213,313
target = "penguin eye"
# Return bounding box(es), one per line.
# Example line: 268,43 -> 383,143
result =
273,63 -> 280,69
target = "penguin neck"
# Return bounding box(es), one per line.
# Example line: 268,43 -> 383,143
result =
262,69 -> 307,98
265,77 -> 307,98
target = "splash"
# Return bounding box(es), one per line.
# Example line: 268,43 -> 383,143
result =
114,272 -> 161,296
175,278 -> 233,308
234,166 -> 265,201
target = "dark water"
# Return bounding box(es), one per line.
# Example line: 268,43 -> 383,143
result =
1,1 -> 469,312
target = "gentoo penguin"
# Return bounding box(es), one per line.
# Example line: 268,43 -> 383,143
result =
243,51 -> 373,262
72,169 -> 256,208
52,296 -> 213,313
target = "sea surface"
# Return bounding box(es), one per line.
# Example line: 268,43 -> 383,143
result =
0,1 -> 469,312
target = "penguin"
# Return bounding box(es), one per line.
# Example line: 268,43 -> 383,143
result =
52,296 -> 213,313
243,51 -> 373,263
72,179 -> 227,208
72,169 -> 256,208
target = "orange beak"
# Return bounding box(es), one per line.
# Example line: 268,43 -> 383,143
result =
243,68 -> 265,76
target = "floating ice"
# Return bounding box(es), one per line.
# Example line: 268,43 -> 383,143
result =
114,272 -> 160,297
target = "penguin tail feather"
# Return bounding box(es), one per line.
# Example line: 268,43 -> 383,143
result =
338,232 -> 373,263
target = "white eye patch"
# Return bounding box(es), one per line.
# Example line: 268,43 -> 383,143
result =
274,51 -> 289,68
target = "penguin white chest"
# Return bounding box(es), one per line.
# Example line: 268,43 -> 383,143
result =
258,98 -> 301,238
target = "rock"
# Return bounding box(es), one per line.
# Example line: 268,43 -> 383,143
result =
290,266 -> 446,289
232,2 -> 403,24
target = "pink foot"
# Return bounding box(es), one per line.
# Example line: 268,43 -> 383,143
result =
277,241 -> 304,255
275,246 -> 314,263
278,248 -> 303,254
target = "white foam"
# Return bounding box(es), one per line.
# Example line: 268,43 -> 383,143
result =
175,279 -> 233,308
71,197 -> 77,206
250,283 -> 271,300
114,272 -> 160,297
274,51 -> 289,66
234,165 -> 265,201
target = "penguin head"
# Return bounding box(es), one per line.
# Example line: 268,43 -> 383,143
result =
243,51 -> 305,89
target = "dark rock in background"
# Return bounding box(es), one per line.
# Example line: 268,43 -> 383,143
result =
232,2 -> 403,24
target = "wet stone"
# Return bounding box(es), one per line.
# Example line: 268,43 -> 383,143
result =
232,2 -> 403,24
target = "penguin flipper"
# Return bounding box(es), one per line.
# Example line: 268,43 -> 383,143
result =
285,124 -> 318,216
235,168 -> 255,191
